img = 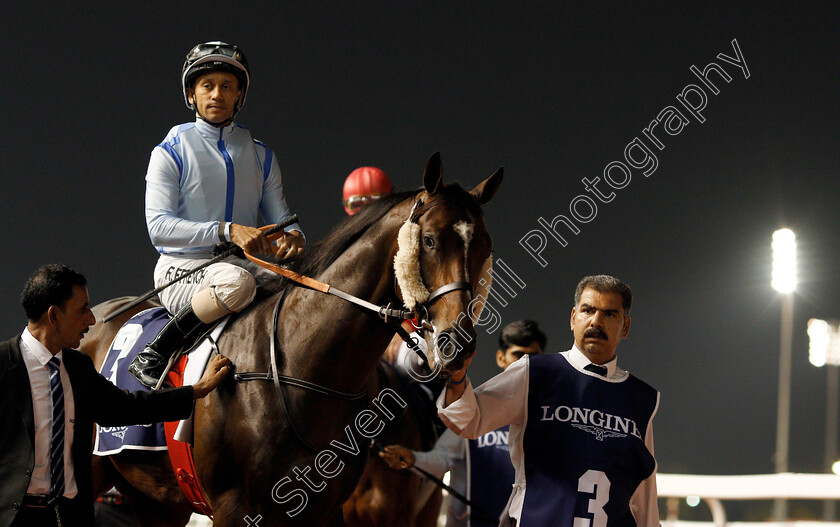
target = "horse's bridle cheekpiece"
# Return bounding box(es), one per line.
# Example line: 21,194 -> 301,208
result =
394,197 -> 473,321
234,194 -> 473,397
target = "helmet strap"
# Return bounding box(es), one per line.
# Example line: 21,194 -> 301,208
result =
191,92 -> 241,128
196,111 -> 234,128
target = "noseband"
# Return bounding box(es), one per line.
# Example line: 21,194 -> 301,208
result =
229,192 -> 482,457
394,197 -> 474,330
409,281 -> 473,334
426,280 -> 473,305
235,195 -> 476,396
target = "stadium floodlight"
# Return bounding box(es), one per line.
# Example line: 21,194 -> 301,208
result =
809,319 -> 831,367
772,228 -> 797,293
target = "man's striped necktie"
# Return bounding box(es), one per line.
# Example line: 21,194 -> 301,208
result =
46,356 -> 65,503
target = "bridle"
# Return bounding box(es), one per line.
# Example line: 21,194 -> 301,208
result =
234,195 -> 475,392
393,197 -> 474,327
232,195 -> 476,454
418,281 -> 474,318
242,197 -> 475,328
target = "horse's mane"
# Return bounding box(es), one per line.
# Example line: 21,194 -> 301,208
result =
267,183 -> 483,300
286,189 -> 417,279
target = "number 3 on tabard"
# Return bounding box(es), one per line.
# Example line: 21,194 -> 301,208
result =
573,470 -> 610,527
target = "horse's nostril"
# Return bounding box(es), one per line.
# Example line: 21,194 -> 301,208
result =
435,329 -> 476,362
459,337 -> 476,356
435,330 -> 458,362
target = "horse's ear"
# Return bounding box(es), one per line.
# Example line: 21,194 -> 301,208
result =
470,167 -> 503,205
423,152 -> 443,195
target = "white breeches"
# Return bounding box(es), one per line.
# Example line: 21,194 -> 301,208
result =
154,255 -> 258,323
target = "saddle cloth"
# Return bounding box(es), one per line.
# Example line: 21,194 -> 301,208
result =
93,307 -> 228,455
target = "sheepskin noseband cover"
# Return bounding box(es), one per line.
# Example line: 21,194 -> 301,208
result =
394,214 -> 430,311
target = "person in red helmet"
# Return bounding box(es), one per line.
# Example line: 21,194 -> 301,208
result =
342,166 -> 415,366
343,166 -> 393,215
343,166 -> 419,359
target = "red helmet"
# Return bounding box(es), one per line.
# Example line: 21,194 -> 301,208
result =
343,167 -> 393,214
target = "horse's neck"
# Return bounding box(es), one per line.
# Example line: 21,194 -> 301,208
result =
280,205 -> 408,391
327,213 -> 403,304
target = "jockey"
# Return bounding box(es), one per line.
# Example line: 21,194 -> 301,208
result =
343,166 -> 393,214
129,41 -> 305,388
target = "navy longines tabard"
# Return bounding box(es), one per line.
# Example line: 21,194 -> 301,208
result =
520,353 -> 658,527
467,425 -> 515,527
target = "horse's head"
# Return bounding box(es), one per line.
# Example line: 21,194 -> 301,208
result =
394,152 -> 502,374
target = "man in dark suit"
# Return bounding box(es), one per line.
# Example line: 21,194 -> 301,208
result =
0,264 -> 232,527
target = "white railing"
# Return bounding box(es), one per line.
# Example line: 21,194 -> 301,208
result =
658,473 -> 840,526
186,473 -> 840,526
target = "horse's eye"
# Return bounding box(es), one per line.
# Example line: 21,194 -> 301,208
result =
423,235 -> 436,250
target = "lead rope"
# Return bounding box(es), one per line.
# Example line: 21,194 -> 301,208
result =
369,439 -> 497,522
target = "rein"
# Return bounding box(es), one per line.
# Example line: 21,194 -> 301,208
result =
234,197 -> 473,405
369,439 -> 497,521
103,215 -> 300,323
242,225 -> 415,322
244,199 -> 474,342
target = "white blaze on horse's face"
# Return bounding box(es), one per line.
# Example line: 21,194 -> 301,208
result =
421,218 -> 479,370
453,221 -> 474,282
410,154 -> 503,372
429,322 -> 442,367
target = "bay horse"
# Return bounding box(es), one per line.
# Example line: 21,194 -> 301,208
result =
341,360 -> 443,527
80,153 -> 502,527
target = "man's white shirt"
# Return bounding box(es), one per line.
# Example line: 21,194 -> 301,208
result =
436,347 -> 659,527
20,328 -> 77,498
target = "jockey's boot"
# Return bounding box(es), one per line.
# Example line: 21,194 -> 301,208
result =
128,303 -> 212,388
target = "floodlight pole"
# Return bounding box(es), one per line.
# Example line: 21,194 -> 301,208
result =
824,364 -> 838,520
773,293 -> 793,521
771,228 -> 796,522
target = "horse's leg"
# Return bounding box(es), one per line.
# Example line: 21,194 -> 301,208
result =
209,490 -> 345,527
342,491 -> 366,527
121,484 -> 192,527
204,490 -> 251,527
109,451 -> 194,527
91,453 -> 119,499
111,451 -> 190,503
415,487 -> 443,527
325,508 -> 348,527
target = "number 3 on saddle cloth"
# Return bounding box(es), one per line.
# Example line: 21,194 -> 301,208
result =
93,307 -> 228,517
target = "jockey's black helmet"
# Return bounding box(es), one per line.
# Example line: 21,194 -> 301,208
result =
182,41 -> 250,115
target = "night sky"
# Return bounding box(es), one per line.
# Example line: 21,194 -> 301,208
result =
3,2 -> 838,480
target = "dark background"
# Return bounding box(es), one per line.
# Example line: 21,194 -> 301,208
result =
3,0 -> 838,490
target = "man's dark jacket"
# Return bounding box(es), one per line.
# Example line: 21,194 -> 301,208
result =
0,334 -> 195,527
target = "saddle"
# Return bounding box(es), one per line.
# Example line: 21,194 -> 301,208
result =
94,307 -> 227,517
